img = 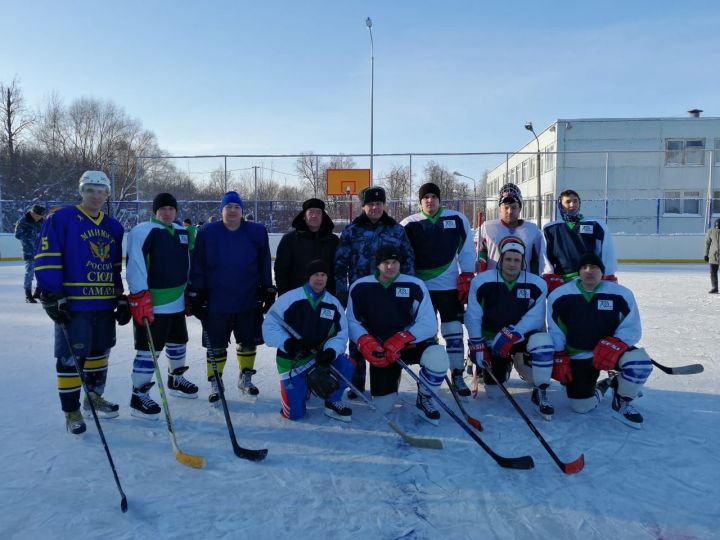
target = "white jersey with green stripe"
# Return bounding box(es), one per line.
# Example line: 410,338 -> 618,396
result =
400,208 -> 475,291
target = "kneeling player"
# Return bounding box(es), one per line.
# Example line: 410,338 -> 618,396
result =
262,260 -> 354,422
465,236 -> 555,419
548,252 -> 653,428
347,245 -> 449,425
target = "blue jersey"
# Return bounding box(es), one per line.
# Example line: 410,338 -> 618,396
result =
190,220 -> 272,315
34,205 -> 124,312
543,217 -> 617,276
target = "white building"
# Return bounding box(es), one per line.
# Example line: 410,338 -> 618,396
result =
485,112 -> 720,233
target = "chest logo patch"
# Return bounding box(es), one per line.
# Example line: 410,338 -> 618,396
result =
395,287 -> 410,298
516,288 -> 530,299
597,299 -> 613,311
179,235 -> 189,244
443,220 -> 456,229
320,308 -> 335,320
579,224 -> 594,234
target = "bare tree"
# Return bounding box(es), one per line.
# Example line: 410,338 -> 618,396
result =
0,77 -> 35,183
381,164 -> 411,201
423,161 -> 460,199
295,152 -> 323,196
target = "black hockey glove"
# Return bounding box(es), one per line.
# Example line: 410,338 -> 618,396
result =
284,337 -> 313,359
257,285 -> 277,314
305,364 -> 340,400
115,294 -> 131,326
39,292 -> 71,324
315,348 -> 335,367
187,290 -> 208,320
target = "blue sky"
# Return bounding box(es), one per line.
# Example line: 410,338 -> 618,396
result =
4,0 -> 720,168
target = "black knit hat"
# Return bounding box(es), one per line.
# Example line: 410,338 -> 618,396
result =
418,182 -> 441,201
306,259 -> 329,279
30,204 -> 46,216
360,186 -> 386,205
302,198 -> 326,212
577,252 -> 605,274
153,192 -> 178,213
375,244 -> 404,265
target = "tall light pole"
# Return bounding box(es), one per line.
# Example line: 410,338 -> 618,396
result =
366,17 -> 374,185
453,171 -> 477,228
525,121 -> 542,227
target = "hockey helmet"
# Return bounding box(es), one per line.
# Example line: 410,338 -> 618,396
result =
499,235 -> 525,256
498,183 -> 522,207
79,170 -> 111,193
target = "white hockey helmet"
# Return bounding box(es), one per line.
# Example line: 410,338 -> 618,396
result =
79,170 -> 111,193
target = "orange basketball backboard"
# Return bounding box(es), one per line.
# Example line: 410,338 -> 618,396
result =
326,169 -> 371,196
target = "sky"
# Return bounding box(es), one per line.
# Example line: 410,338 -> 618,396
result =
3,1 -> 720,178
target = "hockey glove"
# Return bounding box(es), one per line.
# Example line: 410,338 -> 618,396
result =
128,290 -> 154,326
383,331 -> 415,362
592,336 -> 628,371
542,273 -> 566,294
39,292 -> 71,324
283,337 -> 313,359
476,258 -> 488,273
551,351 -> 572,384
315,348 -> 336,367
491,326 -> 523,358
305,364 -> 340,400
704,255 -> 710,263
187,290 -> 208,320
457,272 -> 474,304
115,294 -> 131,326
257,285 -> 277,314
601,275 -> 618,283
357,334 -> 390,368
468,338 -> 491,368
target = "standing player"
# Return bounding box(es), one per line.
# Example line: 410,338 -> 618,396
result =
35,171 -> 128,434
547,252 -> 652,428
125,192 -> 199,420
703,218 -> 720,294
475,183 -> 544,275
262,259 -> 354,422
543,189 -> 617,293
189,191 -> 275,402
400,182 -> 475,397
15,203 -> 46,302
347,245 -> 449,425
335,186 -> 415,397
465,236 -> 555,418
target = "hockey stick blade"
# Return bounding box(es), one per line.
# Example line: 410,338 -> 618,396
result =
387,420 -> 444,450
482,363 -> 584,475
174,448 -> 206,469
120,496 -> 128,513
445,376 -> 483,431
233,443 -> 269,461
397,360 -> 533,470
651,359 -> 704,375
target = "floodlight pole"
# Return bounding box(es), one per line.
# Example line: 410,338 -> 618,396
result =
366,17 -> 374,185
525,122 -> 542,227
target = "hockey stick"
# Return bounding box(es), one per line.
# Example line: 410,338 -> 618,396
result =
201,327 -> 268,462
444,376 -> 483,431
651,359 -> 704,375
396,359 -> 534,470
268,311 -> 442,450
480,363 -> 584,475
143,319 -> 205,469
60,323 -> 128,513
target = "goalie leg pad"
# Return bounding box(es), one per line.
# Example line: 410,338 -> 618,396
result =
527,332 -> 554,387
441,321 -> 465,371
617,348 -> 653,399
280,373 -> 308,421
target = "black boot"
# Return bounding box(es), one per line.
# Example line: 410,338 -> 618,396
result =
25,289 -> 37,303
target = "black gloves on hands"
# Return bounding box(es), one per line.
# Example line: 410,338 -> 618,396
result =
258,285 -> 277,314
284,337 -> 313,359
187,290 -> 208,320
315,349 -> 335,367
39,292 -> 71,324
115,294 -> 131,325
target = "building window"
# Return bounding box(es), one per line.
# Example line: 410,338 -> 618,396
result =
542,144 -> 555,172
714,139 -> 720,165
713,190 -> 720,214
529,157 -> 536,179
665,139 -> 705,166
521,160 -> 528,183
543,193 -> 554,219
664,190 -> 701,215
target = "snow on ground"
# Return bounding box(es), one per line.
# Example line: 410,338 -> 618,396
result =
0,263 -> 718,540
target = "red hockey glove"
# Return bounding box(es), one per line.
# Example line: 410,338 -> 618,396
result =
601,275 -> 618,283
383,331 -> 415,362
128,290 -> 154,326
542,273 -> 566,294
551,351 -> 572,384
358,334 -> 390,368
468,338 -> 491,368
457,272 -> 474,304
476,258 -> 488,273
592,336 -> 628,371
491,326 -> 523,358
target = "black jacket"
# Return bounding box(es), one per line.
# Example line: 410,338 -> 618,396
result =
274,210 -> 339,295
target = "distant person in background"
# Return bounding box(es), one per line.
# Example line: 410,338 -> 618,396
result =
275,198 -> 338,295
704,218 -> 720,294
475,183 -> 545,275
15,204 -> 46,302
182,217 -> 198,251
543,189 -> 618,293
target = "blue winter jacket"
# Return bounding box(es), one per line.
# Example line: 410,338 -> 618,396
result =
15,213 -> 43,260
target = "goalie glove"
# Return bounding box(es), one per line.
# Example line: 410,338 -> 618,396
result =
592,336 -> 628,371
491,325 -> 523,358
305,365 -> 340,400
